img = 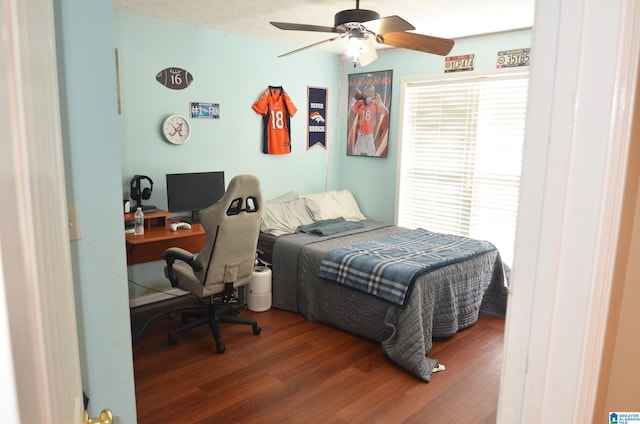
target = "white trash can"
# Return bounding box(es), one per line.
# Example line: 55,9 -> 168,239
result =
247,265 -> 272,312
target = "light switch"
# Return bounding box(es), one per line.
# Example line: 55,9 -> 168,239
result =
68,205 -> 81,241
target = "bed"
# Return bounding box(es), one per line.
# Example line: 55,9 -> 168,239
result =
258,190 -> 509,382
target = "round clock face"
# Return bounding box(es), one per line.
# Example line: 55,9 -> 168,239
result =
162,114 -> 191,145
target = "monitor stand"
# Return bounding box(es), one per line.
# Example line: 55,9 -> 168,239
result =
190,209 -> 201,223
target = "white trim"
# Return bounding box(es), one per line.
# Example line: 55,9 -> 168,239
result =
574,1 -> 640,418
498,0 -> 640,421
0,256 -> 19,424
401,66 -> 529,85
0,0 -> 83,422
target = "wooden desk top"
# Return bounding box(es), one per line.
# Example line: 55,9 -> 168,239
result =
125,222 -> 206,265
125,223 -> 205,246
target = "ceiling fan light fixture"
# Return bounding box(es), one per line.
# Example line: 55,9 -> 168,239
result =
346,34 -> 378,66
345,36 -> 367,59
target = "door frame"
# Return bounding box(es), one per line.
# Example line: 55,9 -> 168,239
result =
0,0 -> 83,422
499,0 -> 640,421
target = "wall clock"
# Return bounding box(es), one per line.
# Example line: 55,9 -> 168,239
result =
162,114 -> 191,145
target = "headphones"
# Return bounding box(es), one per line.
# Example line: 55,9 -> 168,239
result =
130,175 -> 153,203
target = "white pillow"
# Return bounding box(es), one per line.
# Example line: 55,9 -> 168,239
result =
336,189 -> 367,221
303,191 -> 340,221
268,191 -> 300,203
260,197 -> 315,236
303,190 -> 366,221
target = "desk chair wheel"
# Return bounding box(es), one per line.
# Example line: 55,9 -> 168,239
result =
253,324 -> 261,335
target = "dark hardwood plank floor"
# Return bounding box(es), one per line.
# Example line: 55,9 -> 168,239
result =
133,307 -> 505,423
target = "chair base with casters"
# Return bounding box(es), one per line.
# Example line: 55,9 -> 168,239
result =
167,291 -> 261,353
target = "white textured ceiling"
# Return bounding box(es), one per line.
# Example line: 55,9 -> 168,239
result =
113,0 -> 534,55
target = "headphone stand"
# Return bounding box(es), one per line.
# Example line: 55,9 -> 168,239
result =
130,175 -> 156,213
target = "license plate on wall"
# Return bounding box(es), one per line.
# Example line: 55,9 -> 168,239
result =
497,48 -> 531,68
444,54 -> 475,73
190,102 -> 220,119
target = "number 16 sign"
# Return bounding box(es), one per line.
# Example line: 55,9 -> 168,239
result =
155,67 -> 194,90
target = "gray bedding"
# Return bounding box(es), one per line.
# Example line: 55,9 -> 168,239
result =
270,220 -> 508,382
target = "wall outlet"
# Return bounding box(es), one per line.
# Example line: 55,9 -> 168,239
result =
68,205 -> 81,241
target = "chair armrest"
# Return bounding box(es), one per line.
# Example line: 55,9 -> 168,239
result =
163,247 -> 203,287
163,247 -> 196,263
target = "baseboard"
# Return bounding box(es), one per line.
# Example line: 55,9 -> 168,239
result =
129,288 -> 189,308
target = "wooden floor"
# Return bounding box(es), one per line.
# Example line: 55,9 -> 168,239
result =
133,307 -> 505,423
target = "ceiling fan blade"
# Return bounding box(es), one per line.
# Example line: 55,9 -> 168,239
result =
270,21 -> 338,33
379,32 -> 455,56
364,15 -> 415,34
278,35 -> 344,58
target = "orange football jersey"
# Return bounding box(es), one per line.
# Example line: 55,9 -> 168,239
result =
252,86 -> 297,154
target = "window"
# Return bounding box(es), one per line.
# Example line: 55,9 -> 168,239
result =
397,70 -> 529,266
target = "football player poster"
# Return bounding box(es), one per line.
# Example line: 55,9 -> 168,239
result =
347,70 -> 392,157
307,86 -> 328,150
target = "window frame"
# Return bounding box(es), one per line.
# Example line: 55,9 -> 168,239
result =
395,68 -> 530,266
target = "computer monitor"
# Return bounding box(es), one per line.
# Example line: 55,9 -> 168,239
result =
166,171 -> 225,222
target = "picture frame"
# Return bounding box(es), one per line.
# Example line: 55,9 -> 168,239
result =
347,69 -> 392,157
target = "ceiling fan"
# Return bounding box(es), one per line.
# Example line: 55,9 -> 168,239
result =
270,0 -> 455,66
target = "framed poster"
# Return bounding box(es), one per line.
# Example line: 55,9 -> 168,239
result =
347,69 -> 392,157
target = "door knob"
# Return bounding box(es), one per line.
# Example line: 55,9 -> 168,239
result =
83,409 -> 113,424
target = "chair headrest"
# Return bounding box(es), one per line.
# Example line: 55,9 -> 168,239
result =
223,175 -> 262,216
225,174 -> 260,199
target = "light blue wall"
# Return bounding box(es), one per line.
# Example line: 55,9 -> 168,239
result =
115,13 -> 345,299
115,13 -> 342,203
337,30 -> 532,223
54,1 -> 136,421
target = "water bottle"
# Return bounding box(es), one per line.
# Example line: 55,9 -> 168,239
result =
134,207 -> 144,235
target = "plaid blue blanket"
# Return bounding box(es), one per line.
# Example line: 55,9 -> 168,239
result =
319,228 -> 496,307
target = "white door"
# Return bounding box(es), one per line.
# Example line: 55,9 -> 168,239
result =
499,0 -> 640,422
0,0 -> 84,422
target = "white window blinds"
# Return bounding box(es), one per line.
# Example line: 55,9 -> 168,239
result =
397,71 -> 529,266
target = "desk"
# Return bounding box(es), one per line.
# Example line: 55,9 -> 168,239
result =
124,209 -> 206,265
